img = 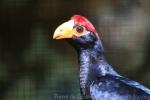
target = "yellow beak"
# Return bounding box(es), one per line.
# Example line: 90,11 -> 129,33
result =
53,20 -> 74,39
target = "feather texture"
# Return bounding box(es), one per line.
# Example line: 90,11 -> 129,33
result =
54,15 -> 150,100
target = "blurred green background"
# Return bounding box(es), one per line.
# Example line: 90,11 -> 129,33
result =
0,0 -> 150,100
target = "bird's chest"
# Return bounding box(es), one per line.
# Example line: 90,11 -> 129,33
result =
90,90 -> 131,100
89,77 -> 142,100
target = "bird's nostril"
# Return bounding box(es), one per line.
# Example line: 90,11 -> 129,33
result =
60,29 -> 63,32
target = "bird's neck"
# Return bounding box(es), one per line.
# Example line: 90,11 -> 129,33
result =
78,40 -> 118,96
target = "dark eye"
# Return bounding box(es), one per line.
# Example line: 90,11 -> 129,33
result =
76,26 -> 84,33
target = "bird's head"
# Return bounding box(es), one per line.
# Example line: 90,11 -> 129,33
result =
53,15 -> 101,50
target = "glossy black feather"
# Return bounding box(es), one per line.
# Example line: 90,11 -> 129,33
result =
67,30 -> 150,100
90,75 -> 150,100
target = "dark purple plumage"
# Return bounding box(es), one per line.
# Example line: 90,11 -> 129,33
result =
54,15 -> 150,100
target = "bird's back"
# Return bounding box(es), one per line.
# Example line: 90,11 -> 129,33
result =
90,75 -> 150,100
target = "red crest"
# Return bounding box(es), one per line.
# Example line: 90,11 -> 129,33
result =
71,15 -> 97,33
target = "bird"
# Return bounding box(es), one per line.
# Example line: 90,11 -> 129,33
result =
53,15 -> 150,100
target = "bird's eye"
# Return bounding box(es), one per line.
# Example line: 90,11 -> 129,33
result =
76,26 -> 84,33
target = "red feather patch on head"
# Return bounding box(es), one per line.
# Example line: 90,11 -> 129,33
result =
71,15 -> 97,33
